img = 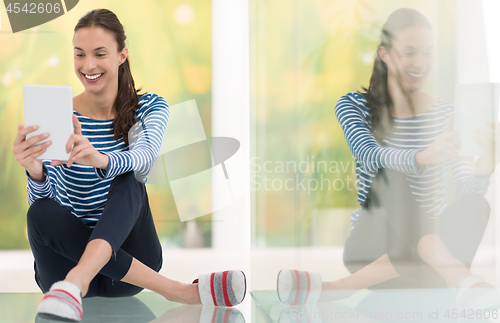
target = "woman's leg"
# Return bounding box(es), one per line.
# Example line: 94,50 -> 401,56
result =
320,200 -> 414,300
416,193 -> 490,288
337,169 -> 490,292
27,172 -> 176,299
27,196 -> 185,300
120,257 -> 200,304
335,212 -> 437,291
27,197 -> 95,293
61,171 -> 200,303
365,170 -> 491,280
27,196 -> 141,296
339,169 -> 435,288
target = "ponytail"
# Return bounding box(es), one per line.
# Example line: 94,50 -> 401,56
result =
362,42 -> 392,142
113,57 -> 144,146
362,8 -> 432,141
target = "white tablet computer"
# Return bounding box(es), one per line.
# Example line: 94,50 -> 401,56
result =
454,83 -> 499,157
23,85 -> 74,160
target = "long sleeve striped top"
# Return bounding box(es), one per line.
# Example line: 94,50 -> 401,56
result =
335,91 -> 490,228
25,93 -> 170,228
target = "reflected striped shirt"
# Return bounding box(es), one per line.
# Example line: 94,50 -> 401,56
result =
25,93 -> 170,228
335,92 -> 489,228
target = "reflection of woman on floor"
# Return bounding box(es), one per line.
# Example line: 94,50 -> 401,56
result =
329,8 -> 497,302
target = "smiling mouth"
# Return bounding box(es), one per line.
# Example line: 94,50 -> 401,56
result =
406,71 -> 424,78
83,73 -> 103,80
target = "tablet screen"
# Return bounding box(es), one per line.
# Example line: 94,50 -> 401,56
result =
454,83 -> 499,157
23,85 -> 74,161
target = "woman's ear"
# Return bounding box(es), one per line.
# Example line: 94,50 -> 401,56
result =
119,47 -> 128,65
378,46 -> 389,64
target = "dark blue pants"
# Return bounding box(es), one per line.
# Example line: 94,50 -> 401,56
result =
26,171 -> 163,297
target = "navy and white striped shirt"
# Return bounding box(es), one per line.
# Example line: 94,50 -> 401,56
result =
26,93 -> 170,228
335,92 -> 489,228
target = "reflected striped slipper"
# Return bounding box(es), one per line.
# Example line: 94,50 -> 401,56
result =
37,281 -> 83,322
277,269 -> 322,305
457,275 -> 500,313
193,270 -> 246,307
200,306 -> 246,323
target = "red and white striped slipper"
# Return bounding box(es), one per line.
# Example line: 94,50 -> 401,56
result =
277,269 -> 322,306
37,281 -> 83,322
193,270 -> 246,307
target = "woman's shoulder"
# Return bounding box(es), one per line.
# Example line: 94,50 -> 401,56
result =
336,91 -> 368,109
338,91 -> 366,102
136,92 -> 169,115
431,97 -> 454,115
136,93 -> 170,126
335,91 -> 370,118
138,92 -> 168,109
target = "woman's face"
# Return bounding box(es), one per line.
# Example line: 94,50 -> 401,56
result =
73,26 -> 127,94
379,26 -> 434,92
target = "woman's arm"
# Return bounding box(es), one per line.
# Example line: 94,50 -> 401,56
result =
94,94 -> 170,182
335,94 -> 424,175
26,164 -> 55,205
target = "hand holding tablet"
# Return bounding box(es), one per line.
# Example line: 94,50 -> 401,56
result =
21,84 -> 109,171
13,124 -> 52,182
50,114 -> 109,170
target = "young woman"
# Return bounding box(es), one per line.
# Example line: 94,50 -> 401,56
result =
278,8 -> 498,308
13,9 -> 245,322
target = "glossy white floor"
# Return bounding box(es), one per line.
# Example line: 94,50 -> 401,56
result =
1,246 -> 498,322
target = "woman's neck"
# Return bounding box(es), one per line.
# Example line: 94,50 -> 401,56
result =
387,76 -> 433,118
77,85 -> 118,120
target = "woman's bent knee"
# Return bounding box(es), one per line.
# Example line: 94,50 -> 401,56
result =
110,171 -> 143,189
465,193 -> 490,220
416,234 -> 440,254
108,171 -> 146,199
27,198 -> 59,228
446,193 -> 490,235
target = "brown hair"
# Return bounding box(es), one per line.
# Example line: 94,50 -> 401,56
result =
362,8 -> 432,141
74,8 -> 145,145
